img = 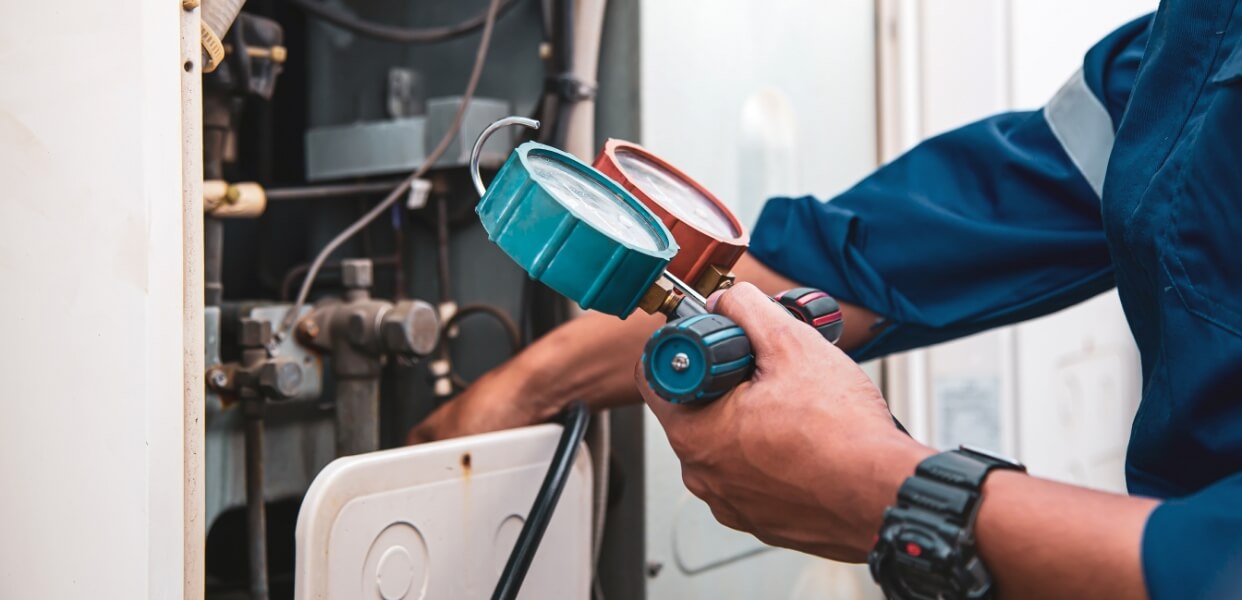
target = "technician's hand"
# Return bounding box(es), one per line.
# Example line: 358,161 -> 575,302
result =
637,283 -> 933,562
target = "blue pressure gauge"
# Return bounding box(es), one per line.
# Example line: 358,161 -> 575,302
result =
471,118 -> 679,317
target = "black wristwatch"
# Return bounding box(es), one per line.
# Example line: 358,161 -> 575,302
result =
868,445 -> 1026,600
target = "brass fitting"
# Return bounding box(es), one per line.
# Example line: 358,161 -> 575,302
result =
693,265 -> 736,297
637,279 -> 684,317
224,44 -> 289,65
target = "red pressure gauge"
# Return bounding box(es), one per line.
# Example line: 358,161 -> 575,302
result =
594,139 -> 749,295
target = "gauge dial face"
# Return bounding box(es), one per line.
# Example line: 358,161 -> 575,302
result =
527,152 -> 667,252
613,148 -> 740,240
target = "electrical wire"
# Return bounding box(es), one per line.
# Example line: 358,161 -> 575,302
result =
289,0 -> 522,45
492,401 -> 590,600
278,255 -> 398,301
279,0 -> 504,341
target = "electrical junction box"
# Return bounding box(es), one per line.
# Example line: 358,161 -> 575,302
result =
295,424 -> 592,600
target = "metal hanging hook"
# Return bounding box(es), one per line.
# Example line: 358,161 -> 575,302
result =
470,116 -> 541,198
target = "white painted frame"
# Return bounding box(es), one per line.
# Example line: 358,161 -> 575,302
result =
0,2 -> 203,597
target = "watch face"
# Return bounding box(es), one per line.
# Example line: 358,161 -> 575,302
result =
872,511 -> 991,600
891,527 -> 956,595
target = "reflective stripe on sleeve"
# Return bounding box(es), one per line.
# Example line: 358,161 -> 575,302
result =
1044,68 -> 1115,198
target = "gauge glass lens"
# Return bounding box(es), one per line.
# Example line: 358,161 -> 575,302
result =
527,152 -> 666,252
614,148 -> 739,240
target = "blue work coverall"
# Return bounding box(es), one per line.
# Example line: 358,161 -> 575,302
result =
749,3 -> 1242,597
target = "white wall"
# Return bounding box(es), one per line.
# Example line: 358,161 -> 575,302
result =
0,2 -> 191,597
638,0 -> 878,228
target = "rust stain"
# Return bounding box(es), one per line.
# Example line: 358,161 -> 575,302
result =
460,452 -> 472,479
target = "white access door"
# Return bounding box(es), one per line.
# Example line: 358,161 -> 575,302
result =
295,425 -> 592,600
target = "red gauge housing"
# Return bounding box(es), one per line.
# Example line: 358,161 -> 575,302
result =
594,139 -> 749,292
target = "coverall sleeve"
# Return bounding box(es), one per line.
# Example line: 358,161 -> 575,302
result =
748,16 -> 1151,362
1143,472 -> 1242,597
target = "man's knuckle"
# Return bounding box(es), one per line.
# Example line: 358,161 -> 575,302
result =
682,472 -> 709,498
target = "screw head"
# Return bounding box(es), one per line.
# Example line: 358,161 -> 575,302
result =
671,352 -> 691,373
208,369 -> 229,389
341,258 -> 374,289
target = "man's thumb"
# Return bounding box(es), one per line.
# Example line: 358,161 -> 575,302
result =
707,283 -> 807,358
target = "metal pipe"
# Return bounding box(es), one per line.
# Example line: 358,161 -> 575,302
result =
239,344 -> 270,600
563,0 -> 608,160
334,378 -> 381,455
203,92 -> 228,307
205,217 -> 224,306
242,404 -> 269,600
264,180 -> 402,202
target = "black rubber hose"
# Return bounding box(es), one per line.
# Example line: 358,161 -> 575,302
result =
491,401 -> 590,600
288,0 -> 522,44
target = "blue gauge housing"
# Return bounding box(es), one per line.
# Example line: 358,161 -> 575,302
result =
477,142 -> 679,317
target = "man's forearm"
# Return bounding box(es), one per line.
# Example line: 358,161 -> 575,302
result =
975,471 -> 1157,599
516,309 -> 664,413
514,254 -> 883,413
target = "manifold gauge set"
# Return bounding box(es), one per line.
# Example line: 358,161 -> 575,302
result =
469,117 -> 843,405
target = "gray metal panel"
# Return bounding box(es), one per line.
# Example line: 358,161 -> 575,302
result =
304,0 -> 545,128
306,118 -> 427,182
304,97 -> 512,181
425,96 -> 513,167
204,305 -> 334,531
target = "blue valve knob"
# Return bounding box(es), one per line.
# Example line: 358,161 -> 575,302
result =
643,288 -> 844,404
642,313 -> 754,405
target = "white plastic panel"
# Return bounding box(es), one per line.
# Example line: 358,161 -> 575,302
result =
638,1 -> 879,598
295,424 -> 592,600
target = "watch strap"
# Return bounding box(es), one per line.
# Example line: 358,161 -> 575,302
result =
898,447 -> 1026,524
